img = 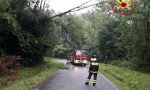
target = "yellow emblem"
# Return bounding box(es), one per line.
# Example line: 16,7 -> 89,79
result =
115,0 -> 132,9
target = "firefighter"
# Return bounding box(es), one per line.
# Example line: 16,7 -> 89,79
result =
85,54 -> 99,86
65,57 -> 70,69
104,55 -> 108,66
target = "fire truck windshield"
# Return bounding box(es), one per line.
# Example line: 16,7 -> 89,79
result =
76,50 -> 86,56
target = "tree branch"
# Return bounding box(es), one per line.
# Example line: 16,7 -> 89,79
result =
51,0 -> 106,18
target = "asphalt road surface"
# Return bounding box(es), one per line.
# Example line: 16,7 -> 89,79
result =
35,60 -> 119,90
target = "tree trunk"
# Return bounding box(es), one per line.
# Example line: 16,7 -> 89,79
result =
40,0 -> 43,10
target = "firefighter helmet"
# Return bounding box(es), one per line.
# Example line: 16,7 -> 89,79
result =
91,54 -> 97,61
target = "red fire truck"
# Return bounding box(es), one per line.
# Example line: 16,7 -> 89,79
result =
70,50 -> 88,66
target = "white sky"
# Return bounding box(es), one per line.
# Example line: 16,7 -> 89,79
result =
48,0 -> 99,14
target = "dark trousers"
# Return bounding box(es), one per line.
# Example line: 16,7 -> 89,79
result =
86,72 -> 98,84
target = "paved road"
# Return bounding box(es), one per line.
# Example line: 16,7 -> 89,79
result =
36,60 -> 119,90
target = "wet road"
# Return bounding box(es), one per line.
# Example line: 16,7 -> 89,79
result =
36,60 -> 119,90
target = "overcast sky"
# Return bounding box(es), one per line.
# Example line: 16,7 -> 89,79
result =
48,0 -> 99,14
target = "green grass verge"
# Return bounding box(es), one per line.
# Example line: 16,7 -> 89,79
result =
99,63 -> 150,90
0,57 -> 64,90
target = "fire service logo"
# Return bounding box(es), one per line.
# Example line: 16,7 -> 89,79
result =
109,0 -> 138,15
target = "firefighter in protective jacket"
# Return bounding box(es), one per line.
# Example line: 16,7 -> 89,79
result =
85,54 -> 99,86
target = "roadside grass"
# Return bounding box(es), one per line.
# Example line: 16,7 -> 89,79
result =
0,57 -> 64,90
99,63 -> 150,90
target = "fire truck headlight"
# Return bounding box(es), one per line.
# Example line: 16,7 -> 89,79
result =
83,60 -> 87,63
74,60 -> 79,63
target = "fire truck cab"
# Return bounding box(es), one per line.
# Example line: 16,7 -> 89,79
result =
70,50 -> 88,66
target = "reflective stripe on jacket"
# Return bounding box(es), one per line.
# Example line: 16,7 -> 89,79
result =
91,62 -> 99,66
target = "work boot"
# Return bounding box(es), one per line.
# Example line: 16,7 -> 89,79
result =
85,82 -> 89,85
93,83 -> 96,86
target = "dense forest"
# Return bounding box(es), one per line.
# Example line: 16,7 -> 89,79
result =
0,0 -> 149,72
